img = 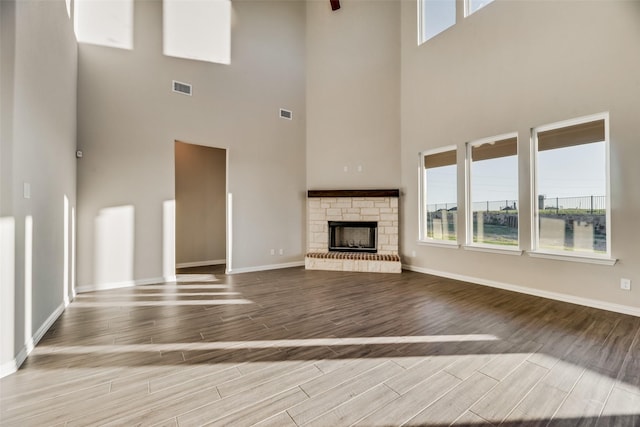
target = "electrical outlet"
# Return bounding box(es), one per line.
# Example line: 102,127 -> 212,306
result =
278,249 -> 283,255
411,250 -> 416,257
620,278 -> 631,291
270,249 -> 275,255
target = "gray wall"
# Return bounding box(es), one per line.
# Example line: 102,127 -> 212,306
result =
306,1 -> 401,190
400,0 -> 640,309
175,142 -> 226,266
0,0 -> 77,371
76,0 -> 306,286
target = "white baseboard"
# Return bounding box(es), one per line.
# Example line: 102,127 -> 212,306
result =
403,264 -> 640,318
227,261 -> 305,275
0,301 -> 66,379
176,259 -> 226,269
76,276 -> 172,294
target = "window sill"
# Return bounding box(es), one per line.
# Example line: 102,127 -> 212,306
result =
463,245 -> 523,256
528,251 -> 617,266
417,240 -> 460,249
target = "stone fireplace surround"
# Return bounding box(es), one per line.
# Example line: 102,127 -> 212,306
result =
305,189 -> 401,273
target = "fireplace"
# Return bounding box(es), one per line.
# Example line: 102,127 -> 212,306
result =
329,221 -> 377,253
305,189 -> 401,273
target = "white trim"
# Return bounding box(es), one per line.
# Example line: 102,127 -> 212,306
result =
417,240 -> 460,249
75,276 -> 172,294
463,245 -> 523,256
227,261 -> 305,275
226,192 -> 233,274
402,264 -> 639,317
417,0 -> 424,45
1,301 -> 66,379
176,259 -> 225,269
528,251 -> 617,266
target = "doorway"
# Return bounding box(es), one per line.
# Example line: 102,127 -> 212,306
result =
174,141 -> 227,273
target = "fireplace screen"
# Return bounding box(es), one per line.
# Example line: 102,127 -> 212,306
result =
328,221 -> 377,253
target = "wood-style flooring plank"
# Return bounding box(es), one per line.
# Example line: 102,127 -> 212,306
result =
251,410 -> 298,427
205,387 -> 309,427
598,386 -> 640,427
399,371 -> 497,427
175,363 -> 322,426
470,361 -> 549,424
383,354 -> 459,395
504,381 -> 567,426
303,383 -> 400,427
287,360 -> 404,425
354,370 -> 462,426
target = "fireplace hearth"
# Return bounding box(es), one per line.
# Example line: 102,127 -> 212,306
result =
329,221 -> 377,253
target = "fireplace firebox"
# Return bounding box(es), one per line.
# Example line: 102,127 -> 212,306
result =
328,221 -> 377,253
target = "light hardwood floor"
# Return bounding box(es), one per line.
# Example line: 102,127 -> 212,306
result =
1,266 -> 639,426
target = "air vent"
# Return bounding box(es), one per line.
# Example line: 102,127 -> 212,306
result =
279,108 -> 293,120
172,80 -> 192,96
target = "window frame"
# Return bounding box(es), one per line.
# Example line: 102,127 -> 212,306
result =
530,112 -> 614,263
417,0 -> 456,45
464,0 -> 495,17
465,132 -> 521,251
419,145 -> 459,246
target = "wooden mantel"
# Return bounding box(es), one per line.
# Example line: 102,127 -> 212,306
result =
307,189 -> 399,198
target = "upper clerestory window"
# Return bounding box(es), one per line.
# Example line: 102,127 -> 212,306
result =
418,0 -> 456,45
163,0 -> 231,65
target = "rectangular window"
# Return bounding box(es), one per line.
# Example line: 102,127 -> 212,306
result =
465,0 -> 494,16
163,0 -> 231,64
420,147 -> 458,243
418,0 -> 456,44
74,0 -> 134,50
532,114 -> 609,258
467,134 -> 518,247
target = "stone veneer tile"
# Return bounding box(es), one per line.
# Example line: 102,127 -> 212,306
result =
309,224 -> 325,233
343,214 -> 362,221
331,201 -> 352,208
310,213 -> 327,221
360,208 -> 381,216
353,200 -> 374,208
